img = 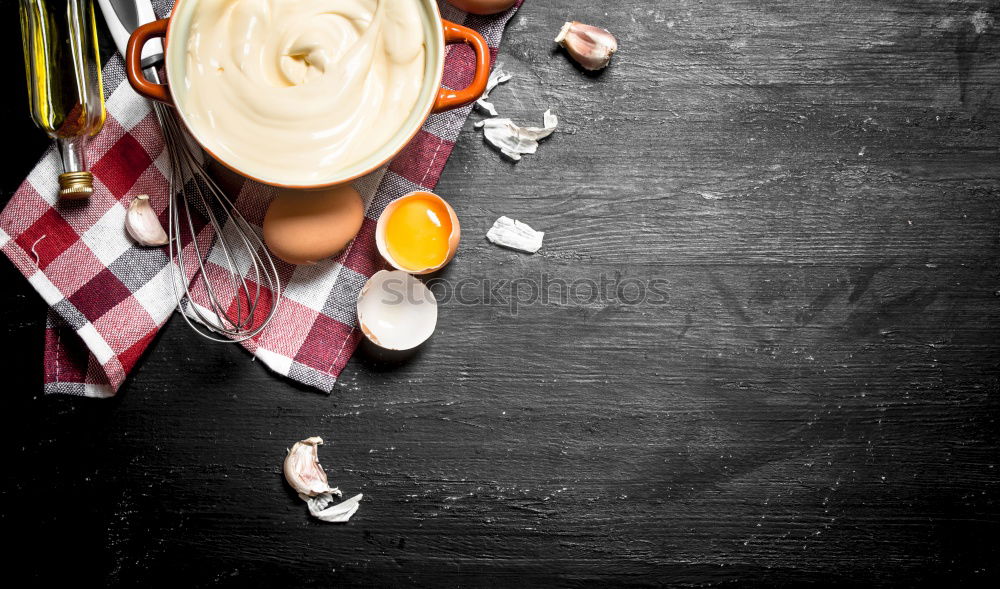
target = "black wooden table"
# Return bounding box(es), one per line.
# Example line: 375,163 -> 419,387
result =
3,1 -> 999,586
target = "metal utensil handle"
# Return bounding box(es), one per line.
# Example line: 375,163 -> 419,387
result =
96,0 -> 162,65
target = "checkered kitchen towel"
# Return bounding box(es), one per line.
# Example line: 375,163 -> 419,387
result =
0,0 -> 524,397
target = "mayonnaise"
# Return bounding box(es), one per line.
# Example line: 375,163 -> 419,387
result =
180,0 -> 427,184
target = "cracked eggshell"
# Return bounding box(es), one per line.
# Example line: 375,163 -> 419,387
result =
357,270 -> 438,351
375,191 -> 461,275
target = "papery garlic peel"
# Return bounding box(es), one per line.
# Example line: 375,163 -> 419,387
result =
307,493 -> 363,523
555,21 -> 618,71
475,110 -> 558,161
486,216 -> 544,254
284,436 -> 340,498
476,64 -> 512,116
125,194 -> 169,246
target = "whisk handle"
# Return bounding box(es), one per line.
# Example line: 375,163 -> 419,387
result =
126,19 -> 172,104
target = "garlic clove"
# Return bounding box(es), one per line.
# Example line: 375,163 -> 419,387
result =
554,21 -> 618,71
284,436 -> 340,498
125,194 -> 169,246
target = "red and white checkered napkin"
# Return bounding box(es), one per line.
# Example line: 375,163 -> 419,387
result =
0,1 -> 523,397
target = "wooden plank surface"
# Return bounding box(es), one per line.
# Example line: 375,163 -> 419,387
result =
2,0 -> 998,586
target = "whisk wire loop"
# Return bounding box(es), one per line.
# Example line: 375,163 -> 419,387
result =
153,97 -> 281,343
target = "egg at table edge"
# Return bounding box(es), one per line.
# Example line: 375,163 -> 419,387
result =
446,0 -> 518,16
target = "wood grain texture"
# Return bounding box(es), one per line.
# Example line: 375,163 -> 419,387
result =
2,0 -> 999,586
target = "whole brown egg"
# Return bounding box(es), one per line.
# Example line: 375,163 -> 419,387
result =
263,185 -> 365,265
446,0 -> 518,16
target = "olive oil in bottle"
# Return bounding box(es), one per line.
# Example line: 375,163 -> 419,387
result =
20,0 -> 106,199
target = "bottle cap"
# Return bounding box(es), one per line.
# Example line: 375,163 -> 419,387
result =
58,171 -> 94,199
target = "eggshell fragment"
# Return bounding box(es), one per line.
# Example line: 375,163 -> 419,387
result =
357,270 -> 438,351
263,185 -> 365,265
375,191 -> 461,275
446,0 -> 518,16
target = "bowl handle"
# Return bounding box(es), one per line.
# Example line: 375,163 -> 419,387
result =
126,19 -> 172,104
433,20 -> 490,113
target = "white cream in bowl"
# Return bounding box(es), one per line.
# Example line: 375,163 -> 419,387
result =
178,0 -> 427,185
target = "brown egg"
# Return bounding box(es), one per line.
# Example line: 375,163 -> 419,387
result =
446,0 -> 518,16
263,185 -> 365,265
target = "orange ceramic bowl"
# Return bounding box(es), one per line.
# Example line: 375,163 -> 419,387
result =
125,0 -> 489,189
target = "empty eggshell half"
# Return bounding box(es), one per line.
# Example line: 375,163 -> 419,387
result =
375,191 -> 461,275
357,270 -> 438,351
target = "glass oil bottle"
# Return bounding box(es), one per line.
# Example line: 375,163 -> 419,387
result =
20,0 -> 106,199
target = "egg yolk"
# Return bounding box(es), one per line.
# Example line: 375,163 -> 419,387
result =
384,194 -> 453,271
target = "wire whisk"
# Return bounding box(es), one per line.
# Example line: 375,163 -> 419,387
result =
150,98 -> 281,343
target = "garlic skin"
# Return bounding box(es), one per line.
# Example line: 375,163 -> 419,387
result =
283,436 -> 340,498
486,216 -> 544,254
307,493 -> 363,523
475,64 -> 512,116
475,109 -> 558,161
125,194 -> 168,246
555,21 -> 618,71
